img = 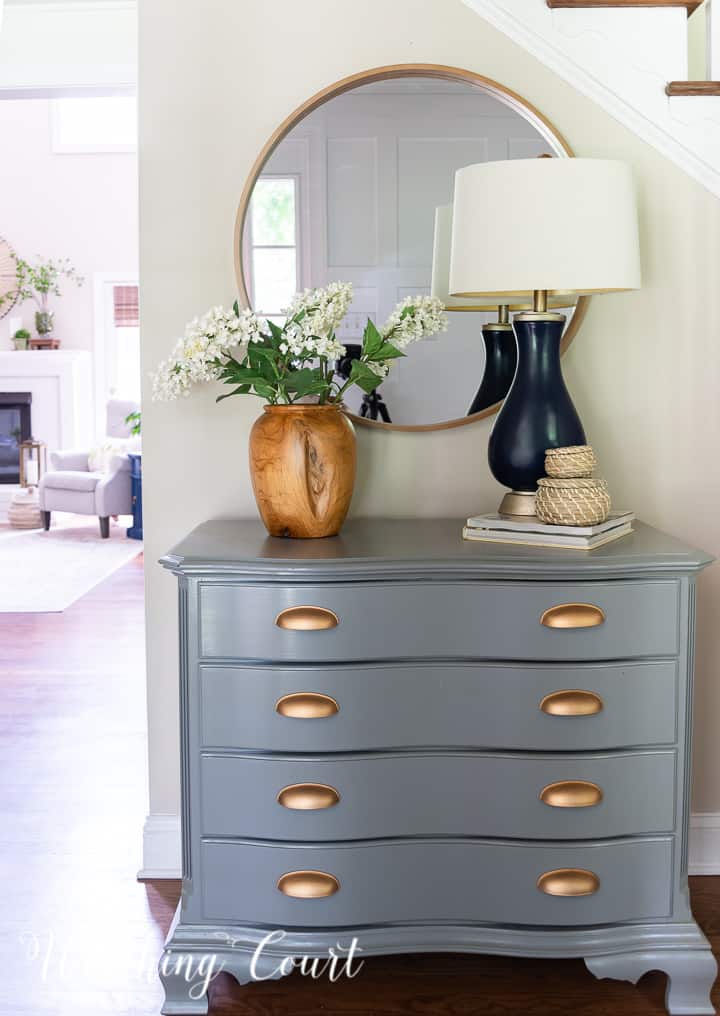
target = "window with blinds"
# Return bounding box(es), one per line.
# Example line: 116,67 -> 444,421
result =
113,285 -> 139,328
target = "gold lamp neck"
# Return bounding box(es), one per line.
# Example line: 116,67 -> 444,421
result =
514,289 -> 566,324
497,305 -> 509,325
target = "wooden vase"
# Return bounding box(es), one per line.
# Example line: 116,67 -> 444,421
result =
249,405 -> 357,539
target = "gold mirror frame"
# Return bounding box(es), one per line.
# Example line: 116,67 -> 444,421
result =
234,63 -> 589,433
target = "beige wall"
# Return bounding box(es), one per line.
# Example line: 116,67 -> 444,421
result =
139,0 -> 720,824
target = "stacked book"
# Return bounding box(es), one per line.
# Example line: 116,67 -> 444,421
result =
463,511 -> 635,550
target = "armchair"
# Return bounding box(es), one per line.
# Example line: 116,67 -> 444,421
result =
38,399 -> 139,538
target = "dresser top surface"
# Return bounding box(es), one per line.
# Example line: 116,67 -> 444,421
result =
161,518 -> 712,580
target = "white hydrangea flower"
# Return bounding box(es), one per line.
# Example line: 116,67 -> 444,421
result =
282,281 -> 352,361
151,305 -> 261,401
381,294 -> 448,349
366,361 -> 389,379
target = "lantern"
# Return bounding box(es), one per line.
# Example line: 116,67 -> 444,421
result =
19,438 -> 47,488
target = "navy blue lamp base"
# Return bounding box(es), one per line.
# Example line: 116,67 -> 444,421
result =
467,324 -> 517,416
488,315 -> 585,513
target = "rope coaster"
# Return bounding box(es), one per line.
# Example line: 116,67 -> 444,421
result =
544,445 -> 596,478
536,476 -> 611,526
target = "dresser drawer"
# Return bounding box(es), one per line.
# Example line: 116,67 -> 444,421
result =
198,580 -> 679,662
200,750 -> 676,841
201,837 -> 673,927
199,660 -> 677,752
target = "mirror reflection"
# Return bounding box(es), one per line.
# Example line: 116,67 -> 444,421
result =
240,74 -> 577,428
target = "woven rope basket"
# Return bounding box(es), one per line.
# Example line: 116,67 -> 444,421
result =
536,477 -> 611,526
544,445 -> 596,478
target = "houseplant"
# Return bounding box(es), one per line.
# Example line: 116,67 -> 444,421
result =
152,282 -> 447,537
16,256 -> 84,336
12,328 -> 30,351
125,410 -> 141,436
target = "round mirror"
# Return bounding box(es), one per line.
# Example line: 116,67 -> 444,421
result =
235,65 -> 588,432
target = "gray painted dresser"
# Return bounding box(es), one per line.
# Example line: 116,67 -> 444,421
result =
159,518 -> 717,1014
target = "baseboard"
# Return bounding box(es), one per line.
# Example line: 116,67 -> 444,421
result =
689,812 -> 720,874
137,813 -> 182,880
138,811 -> 720,880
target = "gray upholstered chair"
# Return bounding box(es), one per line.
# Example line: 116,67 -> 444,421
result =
39,399 -> 139,538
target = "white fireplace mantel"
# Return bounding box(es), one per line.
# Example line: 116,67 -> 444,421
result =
0,349 -> 93,452
0,350 -> 93,518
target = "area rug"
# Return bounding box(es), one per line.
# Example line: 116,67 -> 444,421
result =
0,516 -> 142,612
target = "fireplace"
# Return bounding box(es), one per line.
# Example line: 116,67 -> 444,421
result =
0,393 -> 32,484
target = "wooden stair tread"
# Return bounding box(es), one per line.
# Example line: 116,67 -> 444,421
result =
547,1 -> 702,15
666,81 -> 720,95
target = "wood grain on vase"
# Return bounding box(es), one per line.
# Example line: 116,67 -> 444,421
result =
249,405 -> 356,539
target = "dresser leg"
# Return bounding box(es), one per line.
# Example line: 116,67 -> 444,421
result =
158,942 -> 297,1013
585,949 -> 718,1014
158,949 -> 211,1015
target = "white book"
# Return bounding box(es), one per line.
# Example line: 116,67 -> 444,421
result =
466,510 -> 634,538
462,522 -> 634,551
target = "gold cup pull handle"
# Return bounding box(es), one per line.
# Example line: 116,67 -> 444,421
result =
537,868 -> 600,897
541,603 -> 605,629
540,780 -> 603,808
278,783 -> 340,810
540,690 -> 603,717
275,606 -> 339,631
277,870 -> 339,899
275,692 -> 339,719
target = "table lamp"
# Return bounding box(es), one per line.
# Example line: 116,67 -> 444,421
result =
449,159 -> 641,515
431,204 -> 576,416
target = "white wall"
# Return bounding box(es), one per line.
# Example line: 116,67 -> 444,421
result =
139,0 -> 720,850
0,98 -> 138,367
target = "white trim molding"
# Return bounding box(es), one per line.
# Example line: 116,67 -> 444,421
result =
0,0 -> 136,97
138,813 -> 182,880
140,811 -> 720,880
462,0 -> 720,198
690,812 -> 720,875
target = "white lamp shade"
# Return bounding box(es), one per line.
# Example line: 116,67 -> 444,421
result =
431,205 -> 576,311
448,159 -> 641,298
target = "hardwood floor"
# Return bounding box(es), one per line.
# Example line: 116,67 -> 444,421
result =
1,556 -> 718,1015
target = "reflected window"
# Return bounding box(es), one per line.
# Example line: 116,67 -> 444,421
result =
248,177 -> 298,320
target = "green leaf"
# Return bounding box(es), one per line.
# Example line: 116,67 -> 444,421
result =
361,319 -> 384,358
248,345 -> 279,363
252,381 -> 276,400
216,384 -> 251,402
219,364 -> 269,387
232,300 -> 240,317
285,367 -> 328,398
266,319 -> 284,342
217,362 -> 251,382
373,342 -> 405,361
245,345 -> 279,383
349,359 -> 382,394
